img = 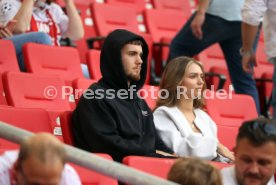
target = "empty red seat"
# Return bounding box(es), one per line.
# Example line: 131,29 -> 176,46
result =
60,111 -> 74,145
0,106 -> 53,149
0,40 -> 20,73
70,153 -> 118,185
105,0 -> 146,14
205,92 -> 258,149
139,85 -> 159,110
3,72 -> 72,132
123,156 -> 175,179
72,78 -> 97,103
23,43 -> 84,85
152,0 -> 193,17
86,50 -> 102,81
91,3 -> 139,37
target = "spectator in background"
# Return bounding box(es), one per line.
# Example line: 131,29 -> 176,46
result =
0,0 -> 85,73
241,0 -> 276,120
221,118 -> 276,185
154,56 -> 234,162
0,133 -> 81,185
168,157 -> 222,185
72,29 -> 175,162
169,0 -> 260,114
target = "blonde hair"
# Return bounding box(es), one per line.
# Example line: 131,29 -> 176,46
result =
155,56 -> 206,109
168,157 -> 222,185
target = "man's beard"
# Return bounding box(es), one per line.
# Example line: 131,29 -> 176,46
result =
127,73 -> 141,82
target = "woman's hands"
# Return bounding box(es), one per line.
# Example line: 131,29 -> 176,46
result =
217,143 -> 235,162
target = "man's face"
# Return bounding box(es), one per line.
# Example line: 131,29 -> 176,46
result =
16,157 -> 64,185
234,138 -> 276,185
121,43 -> 143,83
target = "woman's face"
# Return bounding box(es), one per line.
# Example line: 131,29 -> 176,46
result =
180,62 -> 204,99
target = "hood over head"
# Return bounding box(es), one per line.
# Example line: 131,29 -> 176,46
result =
100,29 -> 149,90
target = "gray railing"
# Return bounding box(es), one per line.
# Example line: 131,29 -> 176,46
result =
0,121 -> 179,185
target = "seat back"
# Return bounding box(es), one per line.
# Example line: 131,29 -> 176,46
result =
0,40 -> 20,73
205,92 -> 258,127
91,3 -> 139,37
0,106 -> 52,149
23,43 -> 83,84
70,154 -> 118,185
86,50 -> 102,81
0,75 -> 7,105
3,72 -> 71,110
152,0 -> 192,17
143,9 -> 186,43
139,85 -> 159,110
197,44 -> 227,72
60,111 -> 74,145
123,156 -> 175,179
75,1 -> 98,63
72,78 -> 97,103
105,0 -> 146,14
3,72 -> 71,129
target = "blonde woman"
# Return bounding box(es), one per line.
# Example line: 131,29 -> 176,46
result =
153,56 -> 234,162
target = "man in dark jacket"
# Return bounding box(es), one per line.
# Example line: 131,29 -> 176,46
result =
72,29 -> 174,162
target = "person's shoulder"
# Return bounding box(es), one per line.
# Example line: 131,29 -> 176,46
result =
154,106 -> 177,113
61,164 -> 82,185
221,166 -> 238,185
194,108 -> 212,119
0,150 -> 18,173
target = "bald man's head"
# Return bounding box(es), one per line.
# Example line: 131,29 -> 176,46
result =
17,133 -> 65,168
15,133 -> 66,185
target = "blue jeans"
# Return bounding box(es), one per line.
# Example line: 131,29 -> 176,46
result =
5,32 -> 52,71
170,13 -> 260,114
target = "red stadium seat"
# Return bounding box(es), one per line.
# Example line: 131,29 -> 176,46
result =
0,40 -> 20,73
72,78 -> 97,103
123,156 -> 175,179
143,9 -> 186,74
105,0 -> 146,14
139,85 -> 159,110
152,0 -> 193,17
86,50 -> 102,81
60,111 -> 74,145
91,3 -> 139,37
0,106 -> 53,149
74,1 -> 98,63
0,75 -> 7,105
23,43 -> 84,85
0,40 -> 20,105
2,72 -> 72,133
205,92 -> 258,127
70,154 -> 118,185
205,92 -> 257,149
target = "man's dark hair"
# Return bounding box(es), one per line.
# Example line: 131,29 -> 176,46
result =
127,40 -> 143,46
237,118 -> 276,146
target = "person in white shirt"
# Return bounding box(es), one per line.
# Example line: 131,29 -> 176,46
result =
153,56 -> 234,162
0,133 -> 81,185
241,0 -> 276,120
221,118 -> 276,185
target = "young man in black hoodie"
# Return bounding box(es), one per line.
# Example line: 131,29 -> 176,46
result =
72,29 -> 174,162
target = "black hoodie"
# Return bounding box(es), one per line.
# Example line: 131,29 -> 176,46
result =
72,29 -> 173,162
